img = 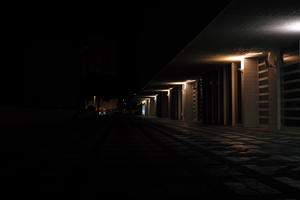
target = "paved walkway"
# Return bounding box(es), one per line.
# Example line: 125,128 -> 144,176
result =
2,115 -> 300,199
144,117 -> 300,199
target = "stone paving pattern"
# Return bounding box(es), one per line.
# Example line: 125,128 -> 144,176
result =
2,115 -> 300,199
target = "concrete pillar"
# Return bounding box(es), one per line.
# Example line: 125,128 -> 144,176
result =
147,99 -> 151,116
210,72 -> 215,124
156,94 -> 162,117
161,94 -> 169,118
231,63 -> 238,126
193,81 -> 198,122
145,99 -> 149,115
268,50 -> 282,130
183,82 -> 190,121
183,81 -> 197,121
203,76 -> 211,124
217,69 -> 222,125
170,87 -> 180,120
169,89 -> 173,119
223,66 -> 229,125
178,86 -> 183,120
168,89 -> 171,119
149,97 -> 156,116
242,58 -> 259,127
182,84 -> 186,120
197,79 -> 203,123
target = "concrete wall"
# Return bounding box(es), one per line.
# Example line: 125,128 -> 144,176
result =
156,94 -> 169,118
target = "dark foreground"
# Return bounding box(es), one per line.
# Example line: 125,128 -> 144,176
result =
2,115 -> 300,199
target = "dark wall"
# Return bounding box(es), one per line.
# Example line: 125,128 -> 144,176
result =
170,87 -> 179,120
202,66 -> 230,125
156,94 -> 168,118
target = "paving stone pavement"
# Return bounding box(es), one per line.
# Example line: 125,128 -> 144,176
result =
2,115 -> 300,199
144,117 -> 300,199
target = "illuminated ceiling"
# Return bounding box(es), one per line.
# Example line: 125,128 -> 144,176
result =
141,1 -> 300,93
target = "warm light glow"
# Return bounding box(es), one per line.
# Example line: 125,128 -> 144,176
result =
161,81 -> 196,86
283,55 -> 300,62
245,52 -> 264,57
153,89 -> 169,92
185,80 -> 196,83
160,80 -> 197,91
226,52 -> 263,70
163,82 -> 186,85
183,82 -> 186,90
138,95 -> 158,102
241,58 -> 245,70
181,80 -> 196,90
168,88 -> 173,96
226,56 -> 244,61
226,53 -> 263,62
141,95 -> 157,98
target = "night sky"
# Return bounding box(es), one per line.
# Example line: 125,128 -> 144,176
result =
1,2 -> 231,108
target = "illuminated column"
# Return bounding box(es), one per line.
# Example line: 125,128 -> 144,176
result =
183,81 -> 196,121
183,82 -> 191,121
168,89 -> 171,119
182,83 -> 186,120
144,100 -> 148,115
223,66 -> 229,125
141,102 -> 146,116
268,50 -> 282,130
175,87 -> 180,120
242,58 -> 259,127
231,63 -> 238,126
194,81 -> 198,122
146,99 -> 150,116
169,89 -> 173,119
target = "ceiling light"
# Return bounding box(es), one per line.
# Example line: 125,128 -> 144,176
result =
283,21 -> 300,32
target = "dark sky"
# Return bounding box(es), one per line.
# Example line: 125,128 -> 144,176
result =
1,2 -> 231,107
80,2 -> 232,94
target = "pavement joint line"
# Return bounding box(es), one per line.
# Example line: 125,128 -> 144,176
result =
145,118 -> 300,197
157,121 -> 300,148
135,122 -> 237,195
